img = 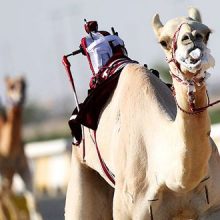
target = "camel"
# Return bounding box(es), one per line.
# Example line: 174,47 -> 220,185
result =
0,188 -> 43,220
65,8 -> 220,220
0,76 -> 43,220
0,76 -> 32,192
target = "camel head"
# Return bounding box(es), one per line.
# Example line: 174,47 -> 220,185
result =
5,76 -> 26,106
152,7 -> 215,78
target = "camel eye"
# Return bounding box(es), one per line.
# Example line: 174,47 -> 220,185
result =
160,40 -> 167,48
195,33 -> 203,41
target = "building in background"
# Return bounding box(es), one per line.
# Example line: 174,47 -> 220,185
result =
24,139 -> 72,196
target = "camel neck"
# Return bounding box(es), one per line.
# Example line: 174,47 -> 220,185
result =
0,105 -> 23,156
7,106 -> 22,123
167,77 -> 211,192
173,78 -> 211,147
6,106 -> 23,139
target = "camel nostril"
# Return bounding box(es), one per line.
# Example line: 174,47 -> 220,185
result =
182,35 -> 190,41
195,33 -> 203,41
181,33 -> 193,44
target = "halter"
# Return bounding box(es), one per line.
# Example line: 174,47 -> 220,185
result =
167,22 -> 220,114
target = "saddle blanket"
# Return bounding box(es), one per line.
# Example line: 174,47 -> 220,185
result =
68,57 -> 138,144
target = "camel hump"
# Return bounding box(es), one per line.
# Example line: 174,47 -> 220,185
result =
119,63 -> 151,83
118,63 -> 161,94
117,63 -> 176,120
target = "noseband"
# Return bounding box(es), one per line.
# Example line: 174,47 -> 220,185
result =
167,23 -> 220,114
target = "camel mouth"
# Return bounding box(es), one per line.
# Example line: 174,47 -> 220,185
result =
179,48 -> 202,71
7,92 -> 25,106
184,56 -> 202,67
175,47 -> 215,73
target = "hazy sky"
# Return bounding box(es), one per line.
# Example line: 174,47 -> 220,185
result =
0,0 -> 219,105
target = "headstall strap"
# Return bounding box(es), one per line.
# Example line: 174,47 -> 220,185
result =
167,22 -> 187,67
93,131 -> 115,185
167,23 -> 220,114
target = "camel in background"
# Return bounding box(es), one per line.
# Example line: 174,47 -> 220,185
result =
0,76 -> 32,192
65,8 -> 220,220
0,76 -> 43,220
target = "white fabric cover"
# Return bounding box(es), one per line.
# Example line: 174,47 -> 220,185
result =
85,32 -> 124,73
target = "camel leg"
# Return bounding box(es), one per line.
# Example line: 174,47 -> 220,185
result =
65,147 -> 114,220
17,158 -> 33,192
18,163 -> 33,192
3,170 -> 14,190
113,189 -> 132,220
1,192 -> 19,220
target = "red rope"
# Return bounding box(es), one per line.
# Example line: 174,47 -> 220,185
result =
93,131 -> 115,185
192,97 -> 220,113
167,22 -> 187,68
172,84 -> 220,114
62,56 -> 77,92
62,55 -> 86,161
81,37 -> 96,76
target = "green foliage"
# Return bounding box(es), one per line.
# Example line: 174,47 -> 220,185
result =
23,103 -> 49,125
22,102 -> 71,143
210,109 -> 220,124
152,63 -> 172,83
24,131 -> 70,143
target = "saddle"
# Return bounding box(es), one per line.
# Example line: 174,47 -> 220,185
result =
68,56 -> 135,145
68,60 -> 166,145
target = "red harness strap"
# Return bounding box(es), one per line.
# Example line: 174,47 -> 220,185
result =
81,37 -> 96,76
93,131 -> 115,185
167,22 -> 187,67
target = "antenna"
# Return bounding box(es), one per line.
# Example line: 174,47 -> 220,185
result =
111,27 -> 118,36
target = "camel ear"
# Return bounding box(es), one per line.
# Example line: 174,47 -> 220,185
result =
19,75 -> 27,88
188,7 -> 202,23
4,76 -> 10,85
18,75 -> 26,83
152,14 -> 164,38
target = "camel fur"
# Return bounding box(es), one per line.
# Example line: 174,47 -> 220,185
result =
65,8 -> 220,220
0,76 -> 32,192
